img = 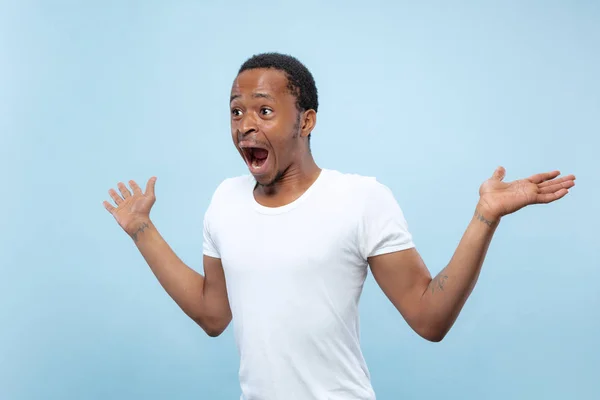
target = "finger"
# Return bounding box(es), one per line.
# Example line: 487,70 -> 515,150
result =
491,166 -> 506,181
536,188 -> 569,204
538,179 -> 575,194
109,188 -> 123,205
538,174 -> 576,188
145,176 -> 157,197
129,180 -> 143,195
118,182 -> 132,199
103,200 -> 116,214
528,170 -> 560,184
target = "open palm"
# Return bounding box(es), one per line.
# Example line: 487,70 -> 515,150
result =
103,177 -> 157,235
478,167 -> 575,219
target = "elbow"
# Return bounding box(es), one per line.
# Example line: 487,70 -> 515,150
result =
203,326 -> 226,337
406,309 -> 454,343
413,321 -> 449,343
194,315 -> 231,338
421,330 -> 446,343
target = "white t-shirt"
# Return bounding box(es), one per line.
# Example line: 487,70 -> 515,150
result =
203,168 -> 414,400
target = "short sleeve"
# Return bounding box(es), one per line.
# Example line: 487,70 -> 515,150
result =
202,198 -> 221,259
360,179 -> 415,259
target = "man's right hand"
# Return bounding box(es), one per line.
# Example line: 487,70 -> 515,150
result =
102,175 -> 231,336
103,177 -> 157,238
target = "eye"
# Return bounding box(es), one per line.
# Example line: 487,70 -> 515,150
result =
231,108 -> 242,117
260,107 -> 273,116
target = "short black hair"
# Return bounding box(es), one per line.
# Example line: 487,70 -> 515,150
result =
238,52 -> 319,114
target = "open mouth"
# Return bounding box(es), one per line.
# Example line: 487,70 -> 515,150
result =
240,146 -> 270,174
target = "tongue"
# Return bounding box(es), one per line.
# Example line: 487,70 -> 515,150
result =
253,148 -> 268,160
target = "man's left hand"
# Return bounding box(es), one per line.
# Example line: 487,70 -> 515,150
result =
477,166 -> 576,221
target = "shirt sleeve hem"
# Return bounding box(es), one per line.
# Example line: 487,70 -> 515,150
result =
368,242 -> 415,258
202,250 -> 221,259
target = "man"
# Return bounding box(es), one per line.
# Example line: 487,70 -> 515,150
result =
103,53 -> 575,399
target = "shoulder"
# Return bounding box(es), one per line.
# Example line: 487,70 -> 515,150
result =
205,174 -> 254,215
323,169 -> 393,200
210,174 -> 253,199
323,169 -> 405,220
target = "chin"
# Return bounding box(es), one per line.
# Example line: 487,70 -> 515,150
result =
253,169 -> 282,188
253,173 -> 274,187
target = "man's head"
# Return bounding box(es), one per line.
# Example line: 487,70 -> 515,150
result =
230,53 -> 318,187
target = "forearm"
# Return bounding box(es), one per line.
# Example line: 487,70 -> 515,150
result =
128,219 -> 207,322
419,206 -> 498,339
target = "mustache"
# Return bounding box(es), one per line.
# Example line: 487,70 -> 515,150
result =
236,130 -> 269,147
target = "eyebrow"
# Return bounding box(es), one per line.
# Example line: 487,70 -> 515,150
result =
230,92 -> 275,103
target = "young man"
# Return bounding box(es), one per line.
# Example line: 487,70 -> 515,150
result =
103,53 -> 575,400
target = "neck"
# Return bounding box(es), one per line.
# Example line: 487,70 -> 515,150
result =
254,153 -> 321,207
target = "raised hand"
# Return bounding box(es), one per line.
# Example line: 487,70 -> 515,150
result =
103,177 -> 157,237
477,167 -> 575,221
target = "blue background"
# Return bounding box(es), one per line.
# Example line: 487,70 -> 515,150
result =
1,1 -> 598,399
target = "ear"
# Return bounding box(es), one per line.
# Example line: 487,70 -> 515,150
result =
300,109 -> 317,139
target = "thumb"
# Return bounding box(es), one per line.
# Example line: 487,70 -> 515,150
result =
145,176 -> 157,196
491,166 -> 506,181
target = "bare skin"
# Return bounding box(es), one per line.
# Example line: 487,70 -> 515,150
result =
230,68 -> 321,207
369,167 -> 575,341
104,67 -> 576,341
103,179 -> 231,337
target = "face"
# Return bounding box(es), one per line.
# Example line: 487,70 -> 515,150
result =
230,68 -> 313,186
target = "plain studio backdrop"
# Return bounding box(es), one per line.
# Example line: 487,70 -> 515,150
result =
1,1 -> 598,399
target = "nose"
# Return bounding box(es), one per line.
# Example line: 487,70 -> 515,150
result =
239,113 -> 258,137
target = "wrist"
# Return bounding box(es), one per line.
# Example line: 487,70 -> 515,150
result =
474,202 -> 500,228
126,218 -> 154,241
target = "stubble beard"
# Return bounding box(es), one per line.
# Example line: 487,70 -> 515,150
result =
256,114 -> 302,189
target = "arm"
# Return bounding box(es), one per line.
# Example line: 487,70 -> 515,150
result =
103,177 -> 232,337
369,206 -> 496,342
130,219 -> 232,337
369,167 -> 574,342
